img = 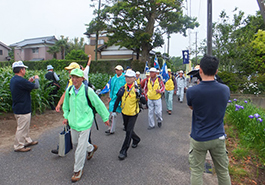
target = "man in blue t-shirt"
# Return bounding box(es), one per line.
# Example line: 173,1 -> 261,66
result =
186,55 -> 231,185
10,61 -> 40,152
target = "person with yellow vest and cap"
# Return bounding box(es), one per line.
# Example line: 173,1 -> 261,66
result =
164,69 -> 177,115
112,70 -> 141,160
144,67 -> 165,129
135,71 -> 141,86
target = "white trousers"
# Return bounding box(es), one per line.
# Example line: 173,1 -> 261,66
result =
71,128 -> 93,172
148,98 -> 163,127
177,87 -> 185,101
14,113 -> 33,150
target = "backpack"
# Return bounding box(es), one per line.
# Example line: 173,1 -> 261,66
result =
68,85 -> 99,130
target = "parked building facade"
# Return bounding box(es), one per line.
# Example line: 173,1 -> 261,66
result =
10,36 -> 61,61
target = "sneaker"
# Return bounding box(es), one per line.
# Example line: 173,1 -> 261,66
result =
131,143 -> 138,148
71,169 -> 83,182
180,101 -> 183,103
118,153 -> 127,160
24,141 -> 38,147
105,130 -> 114,135
14,147 -> 31,152
158,122 -> 162,128
147,126 -> 155,130
87,145 -> 98,160
51,149 -> 58,155
168,110 -> 171,115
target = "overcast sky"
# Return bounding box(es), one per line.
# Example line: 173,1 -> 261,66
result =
0,0 -> 260,57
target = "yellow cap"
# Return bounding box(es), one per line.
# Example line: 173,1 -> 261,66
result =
168,69 -> 171,72
115,65 -> 123,71
65,62 -> 80,70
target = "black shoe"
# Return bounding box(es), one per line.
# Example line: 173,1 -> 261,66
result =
158,122 -> 162,128
147,126 -> 155,130
118,153 -> 127,160
180,101 -> 183,103
105,130 -> 114,134
178,97 -> 180,101
131,143 -> 138,148
51,149 -> 58,154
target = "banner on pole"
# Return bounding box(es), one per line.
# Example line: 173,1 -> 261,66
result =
182,50 -> 189,64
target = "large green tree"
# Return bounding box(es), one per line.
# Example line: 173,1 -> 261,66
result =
87,0 -> 198,62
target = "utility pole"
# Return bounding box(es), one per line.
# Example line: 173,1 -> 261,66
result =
195,32 -> 198,65
95,0 -> 101,62
167,32 -> 170,55
257,0 -> 265,25
207,0 -> 212,55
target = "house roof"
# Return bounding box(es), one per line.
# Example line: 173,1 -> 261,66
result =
10,36 -> 57,48
0,41 -> 11,50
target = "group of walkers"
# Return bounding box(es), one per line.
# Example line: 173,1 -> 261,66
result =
9,54 -> 232,184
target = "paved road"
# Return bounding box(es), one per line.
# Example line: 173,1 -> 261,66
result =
0,96 -> 218,185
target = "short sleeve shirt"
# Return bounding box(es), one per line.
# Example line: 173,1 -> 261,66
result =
10,75 -> 35,114
186,80 -> 230,141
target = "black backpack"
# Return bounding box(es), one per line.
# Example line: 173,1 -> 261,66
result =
68,85 -> 99,130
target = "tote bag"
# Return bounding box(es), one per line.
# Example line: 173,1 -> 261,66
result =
58,125 -> 73,157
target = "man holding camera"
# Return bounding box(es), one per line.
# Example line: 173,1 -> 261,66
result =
10,61 -> 40,152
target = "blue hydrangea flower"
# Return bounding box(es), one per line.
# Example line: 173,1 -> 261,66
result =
249,115 -> 254,119
244,100 -> 248,103
254,113 -> 260,118
233,99 -> 237,101
257,118 -> 263,122
228,100 -> 232,103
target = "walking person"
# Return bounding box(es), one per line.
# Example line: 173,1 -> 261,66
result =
164,69 -> 177,115
176,70 -> 186,103
62,68 -> 110,182
45,64 -> 60,110
105,65 -> 126,134
10,61 -> 39,152
135,71 -> 141,86
186,55 -> 231,185
112,70 -> 141,160
144,67 -> 165,129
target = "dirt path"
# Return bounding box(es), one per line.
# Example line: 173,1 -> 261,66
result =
0,110 -> 64,150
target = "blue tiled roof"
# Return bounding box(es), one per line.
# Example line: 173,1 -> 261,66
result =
10,36 -> 57,47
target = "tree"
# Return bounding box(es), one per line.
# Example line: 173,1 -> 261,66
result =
68,37 -> 86,51
56,35 -> 69,59
88,0 -> 198,62
65,50 -> 88,60
47,45 -> 60,59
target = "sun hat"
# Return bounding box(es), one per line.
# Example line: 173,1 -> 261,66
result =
47,65 -> 54,70
125,70 -> 136,77
136,71 -> 140,75
149,67 -> 157,72
115,65 -> 123,71
70,68 -> 84,78
65,62 -> 80,70
179,70 -> 184,73
168,69 -> 171,72
12,61 -> 28,69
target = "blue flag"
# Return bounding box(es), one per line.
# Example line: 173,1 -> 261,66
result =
182,50 -> 189,64
144,61 -> 149,73
161,62 -> 169,83
154,56 -> 160,69
99,77 -> 111,95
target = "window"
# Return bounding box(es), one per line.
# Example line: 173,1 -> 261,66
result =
32,48 -> 39,53
98,39 -> 104,45
0,50 -> 2,55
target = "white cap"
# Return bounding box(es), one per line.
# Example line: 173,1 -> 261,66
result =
179,70 -> 184,73
115,65 -> 123,71
136,71 -> 140,75
47,65 -> 53,70
12,61 -> 28,69
149,67 -> 157,72
125,70 -> 136,77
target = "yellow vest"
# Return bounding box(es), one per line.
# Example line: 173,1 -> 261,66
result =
165,75 -> 174,91
147,78 -> 161,100
121,84 -> 139,116
136,78 -> 141,86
